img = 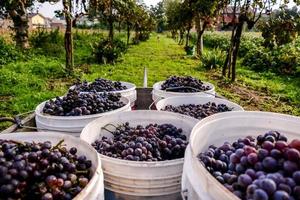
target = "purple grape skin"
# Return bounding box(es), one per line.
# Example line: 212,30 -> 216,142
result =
285,148 -> 300,162
292,171 -> 300,184
238,174 -> 253,188
273,190 -> 290,200
283,161 -> 298,174
260,178 -> 277,195
247,153 -> 258,165
262,157 -> 278,171
278,183 -> 292,195
253,189 -> 269,200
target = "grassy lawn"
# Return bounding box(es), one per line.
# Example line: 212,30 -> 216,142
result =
1,32 -> 299,130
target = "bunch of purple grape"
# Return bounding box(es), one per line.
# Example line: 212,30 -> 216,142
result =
43,90 -> 125,116
0,139 -> 92,200
160,76 -> 211,92
198,131 -> 300,200
74,78 -> 127,92
92,123 -> 188,161
162,102 -> 233,120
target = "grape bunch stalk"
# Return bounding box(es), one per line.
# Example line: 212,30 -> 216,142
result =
73,78 -> 127,92
161,76 -> 211,93
163,102 -> 233,120
198,131 -> 300,200
43,90 -> 125,116
92,123 -> 188,162
0,139 -> 92,200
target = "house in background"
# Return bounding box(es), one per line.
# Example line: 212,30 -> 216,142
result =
28,13 -> 51,29
50,18 -> 66,29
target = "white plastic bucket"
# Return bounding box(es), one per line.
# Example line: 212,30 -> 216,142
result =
80,110 -> 199,199
0,132 -> 104,200
152,81 -> 216,102
35,96 -> 131,136
70,81 -> 137,107
156,96 -> 244,114
182,111 -> 300,200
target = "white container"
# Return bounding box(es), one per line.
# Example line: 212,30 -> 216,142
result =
182,111 -> 300,200
70,81 -> 137,107
80,111 -> 199,199
0,132 -> 104,200
156,96 -> 244,114
152,81 -> 216,102
35,96 -> 131,136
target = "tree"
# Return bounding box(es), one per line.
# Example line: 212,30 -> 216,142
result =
54,0 -> 87,75
0,0 -> 58,49
222,0 -> 300,81
260,6 -> 300,48
116,0 -> 136,44
222,0 -> 277,81
89,0 -> 124,42
150,1 -> 166,32
164,0 -> 181,39
191,0 -> 229,56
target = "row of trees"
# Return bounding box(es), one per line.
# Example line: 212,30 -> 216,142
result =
163,0 -> 300,81
0,0 -> 154,75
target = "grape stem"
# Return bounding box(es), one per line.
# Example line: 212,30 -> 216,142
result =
101,127 -> 115,134
103,123 -> 118,129
52,139 -> 65,150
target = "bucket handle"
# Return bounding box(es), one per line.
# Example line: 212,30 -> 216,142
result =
148,97 -> 161,110
181,189 -> 188,200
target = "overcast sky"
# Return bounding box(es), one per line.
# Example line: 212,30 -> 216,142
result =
37,0 -> 161,18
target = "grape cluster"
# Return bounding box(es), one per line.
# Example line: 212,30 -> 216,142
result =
162,102 -> 233,120
0,139 -> 92,200
160,76 -> 211,92
198,131 -> 300,200
92,123 -> 188,161
74,78 -> 127,92
43,90 -> 125,116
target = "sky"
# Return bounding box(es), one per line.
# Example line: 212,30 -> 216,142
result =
37,0 -> 161,18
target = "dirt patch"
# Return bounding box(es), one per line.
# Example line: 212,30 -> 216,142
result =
203,71 -> 295,114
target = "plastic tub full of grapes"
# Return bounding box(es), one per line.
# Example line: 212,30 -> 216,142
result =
182,111 -> 300,200
152,78 -> 215,103
80,110 -> 199,200
35,96 -> 131,136
156,96 -> 244,120
0,132 -> 104,200
70,80 -> 137,107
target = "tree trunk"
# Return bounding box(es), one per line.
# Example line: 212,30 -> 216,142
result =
179,29 -> 184,45
9,10 -> 29,49
223,20 -> 244,81
118,21 -> 121,33
108,0 -> 114,42
195,15 -> 208,56
63,0 -> 73,75
230,21 -> 244,81
127,23 -> 130,45
185,27 -> 191,47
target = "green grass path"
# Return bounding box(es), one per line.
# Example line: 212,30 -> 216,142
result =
83,34 -> 203,86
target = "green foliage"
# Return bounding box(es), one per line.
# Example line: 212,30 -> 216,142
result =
29,28 -> 64,57
200,48 -> 225,70
260,6 -> 300,47
93,38 -> 127,64
243,44 -> 300,75
242,46 -> 271,71
0,37 -> 22,65
203,33 -> 230,51
202,32 -> 263,57
271,44 -> 300,75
